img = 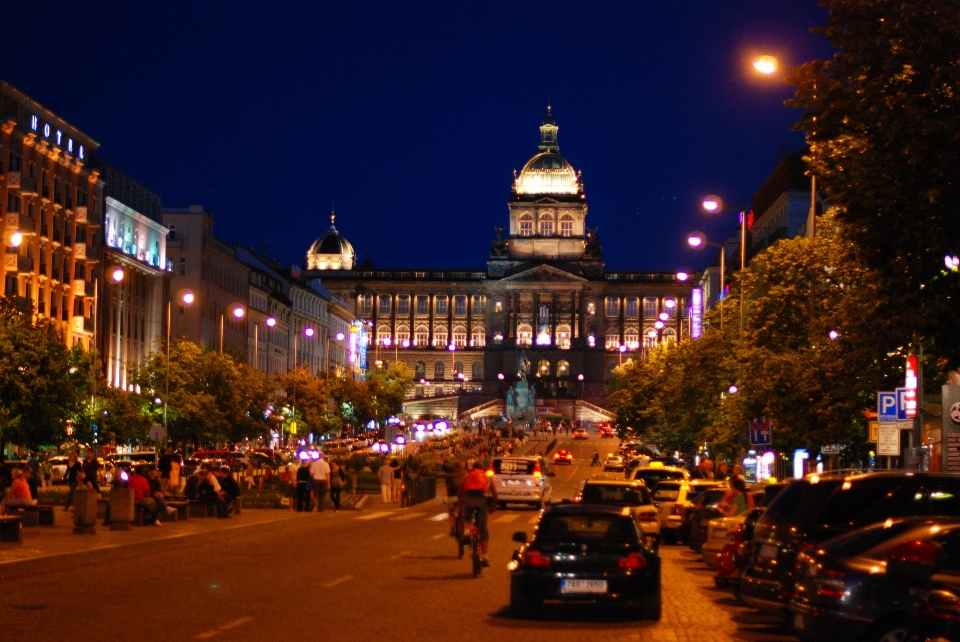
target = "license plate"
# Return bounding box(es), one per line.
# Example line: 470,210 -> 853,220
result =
793,613 -> 804,630
560,579 -> 607,594
759,544 -> 779,560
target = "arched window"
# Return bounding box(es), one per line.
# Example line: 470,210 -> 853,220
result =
434,361 -> 445,380
415,361 -> 426,379
377,325 -> 391,346
395,324 -> 410,346
472,361 -> 483,380
643,328 -> 657,350
538,359 -> 551,377
560,214 -> 574,237
539,213 -> 554,237
557,359 -> 570,377
433,325 -> 448,348
556,324 -> 571,350
663,328 -> 677,344
452,325 -> 467,348
519,214 -> 534,237
471,325 -> 485,347
517,324 -> 533,347
453,361 -> 464,379
414,325 -> 429,347
624,328 -> 640,351
605,328 -> 620,351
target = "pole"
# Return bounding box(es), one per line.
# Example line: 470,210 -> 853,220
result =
164,300 -> 170,448
254,323 -> 259,372
219,313 -> 224,354
739,210 -> 746,342
115,281 -> 123,388
718,244 -> 725,332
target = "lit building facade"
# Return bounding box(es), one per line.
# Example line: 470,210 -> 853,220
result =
1,82 -> 102,350
307,110 -> 694,413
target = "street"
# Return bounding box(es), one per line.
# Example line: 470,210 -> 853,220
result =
1,433 -> 796,641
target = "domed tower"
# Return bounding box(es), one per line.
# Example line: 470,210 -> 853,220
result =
306,213 -> 356,270
492,107 -> 596,270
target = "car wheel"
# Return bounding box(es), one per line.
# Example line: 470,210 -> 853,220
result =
868,618 -> 911,642
510,587 -> 535,617
497,501 -> 507,510
638,586 -> 662,621
535,499 -> 545,510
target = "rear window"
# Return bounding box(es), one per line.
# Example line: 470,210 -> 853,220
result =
537,514 -> 640,543
582,484 -> 652,506
633,469 -> 686,486
697,490 -> 727,507
653,483 -> 682,501
761,479 -> 841,528
493,459 -> 537,475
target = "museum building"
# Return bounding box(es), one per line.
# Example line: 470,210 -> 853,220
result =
306,110 -> 694,418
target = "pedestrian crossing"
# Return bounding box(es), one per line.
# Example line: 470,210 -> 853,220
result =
356,510 -> 540,525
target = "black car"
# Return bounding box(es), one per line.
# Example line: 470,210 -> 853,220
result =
790,517 -> 960,642
741,472 -> 960,618
686,488 -> 729,553
509,504 -> 661,619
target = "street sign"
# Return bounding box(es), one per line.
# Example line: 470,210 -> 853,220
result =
148,425 -> 165,442
749,418 -> 772,446
868,421 -> 879,443
821,444 -> 840,455
878,392 -> 898,423
877,424 -> 901,456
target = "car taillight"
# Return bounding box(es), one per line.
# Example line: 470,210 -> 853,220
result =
671,504 -> 684,516
889,540 -> 939,566
486,468 -> 494,477
521,550 -> 551,567
726,525 -> 743,545
637,513 -> 658,522
618,553 -> 646,570
566,454 -> 573,459
817,569 -> 847,599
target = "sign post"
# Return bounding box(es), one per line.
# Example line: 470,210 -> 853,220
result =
749,419 -> 772,447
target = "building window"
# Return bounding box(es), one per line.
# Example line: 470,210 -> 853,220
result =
415,361 -> 426,379
434,361 -> 445,379
396,325 -> 410,346
557,359 -> 570,377
537,359 -> 551,377
452,325 -> 467,348
625,297 -> 639,317
517,324 -> 533,347
587,301 -> 596,315
416,295 -> 429,315
433,325 -> 448,348
359,295 -> 373,316
378,295 -> 391,315
377,325 -> 391,346
556,324 -> 571,350
435,295 -> 448,315
663,328 -> 677,344
644,328 -> 657,350
663,298 -> 677,318
605,328 -> 620,351
454,361 -> 464,378
472,295 -> 485,316
179,258 -> 186,275
519,215 -> 533,237
415,325 -> 429,347
472,361 -> 483,380
494,299 -> 502,312
560,215 -> 573,237
397,295 -> 410,315
539,217 -> 554,236
454,295 -> 467,315
492,333 -> 503,346
643,297 -> 657,318
625,328 -> 640,350
471,326 -> 485,347
605,297 -> 619,317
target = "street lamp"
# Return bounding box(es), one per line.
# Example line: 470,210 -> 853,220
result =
687,231 -> 727,330
110,267 -> 125,388
618,343 -> 627,365
165,288 -> 195,446
255,315 -> 276,375
701,195 -> 747,340
448,343 -> 456,391
752,55 -> 778,75
220,304 -> 246,354
325,331 -> 345,373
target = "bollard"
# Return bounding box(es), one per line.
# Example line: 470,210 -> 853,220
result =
73,489 -> 98,535
108,487 -> 135,531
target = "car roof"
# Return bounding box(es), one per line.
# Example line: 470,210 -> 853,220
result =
584,478 -> 647,488
544,503 -> 632,517
493,456 -> 539,462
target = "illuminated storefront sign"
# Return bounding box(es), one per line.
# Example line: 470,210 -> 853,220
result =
690,287 -> 703,339
104,197 -> 167,270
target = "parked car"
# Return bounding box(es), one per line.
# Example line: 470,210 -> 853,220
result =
599,427 -> 616,438
694,483 -> 786,557
651,479 -> 725,543
508,504 -> 662,619
603,455 -> 625,472
575,475 -> 661,549
628,464 -> 689,487
741,471 -> 960,619
685,487 -> 730,553
490,456 -> 553,509
790,517 -> 960,642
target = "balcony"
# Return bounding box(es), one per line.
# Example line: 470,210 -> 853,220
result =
4,253 -> 34,274
72,279 -> 95,297
5,211 -> 36,235
73,242 -> 87,260
6,172 -> 37,196
75,206 -> 88,224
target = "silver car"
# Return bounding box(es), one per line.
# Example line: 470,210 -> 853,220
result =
490,456 -> 553,509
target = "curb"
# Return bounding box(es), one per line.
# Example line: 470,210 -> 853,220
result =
0,512 -> 304,581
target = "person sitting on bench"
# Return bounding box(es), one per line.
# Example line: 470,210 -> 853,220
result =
1,469 -> 37,515
197,466 -> 228,518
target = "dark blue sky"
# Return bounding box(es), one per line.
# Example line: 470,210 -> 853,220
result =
2,1 -> 832,273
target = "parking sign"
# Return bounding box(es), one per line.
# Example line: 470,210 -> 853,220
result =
878,392 -> 898,423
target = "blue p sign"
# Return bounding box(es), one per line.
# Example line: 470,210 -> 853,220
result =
878,392 -> 898,423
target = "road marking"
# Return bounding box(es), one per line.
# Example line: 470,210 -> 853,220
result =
492,513 -> 520,523
428,512 -> 449,521
323,574 -> 354,588
195,632 -> 219,640
390,512 -> 425,521
390,550 -> 410,560
356,511 -> 393,520
431,533 -> 446,539
218,617 -> 253,631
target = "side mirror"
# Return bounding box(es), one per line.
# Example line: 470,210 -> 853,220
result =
886,540 -> 940,586
512,531 -> 528,544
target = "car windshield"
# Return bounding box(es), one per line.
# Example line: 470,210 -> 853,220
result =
634,470 -> 686,485
653,483 -> 682,501
493,459 -> 537,475
581,484 -> 652,506
537,514 -> 639,543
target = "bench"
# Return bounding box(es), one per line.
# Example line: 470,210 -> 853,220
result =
0,515 -> 21,543
7,504 -> 54,527
167,501 -> 189,521
187,500 -> 210,518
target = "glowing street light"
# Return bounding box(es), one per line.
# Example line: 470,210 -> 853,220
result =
728,384 -> 740,395
10,231 -> 22,247
828,329 -> 840,341
752,55 -> 778,75
110,266 -> 125,283
946,254 -> 960,272
219,303 -> 247,353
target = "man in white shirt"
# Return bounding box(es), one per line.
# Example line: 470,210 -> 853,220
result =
309,452 -> 331,512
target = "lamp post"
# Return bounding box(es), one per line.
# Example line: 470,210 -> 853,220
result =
258,315 -> 276,374
110,266 -> 124,388
289,325 -> 315,448
687,231 -> 727,330
165,288 -> 195,445
325,331 -> 345,373
701,195 -> 747,341
577,373 -> 584,398
220,304 -> 246,354
448,343 -> 456,392
618,343 -> 627,365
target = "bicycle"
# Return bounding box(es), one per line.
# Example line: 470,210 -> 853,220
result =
454,508 -> 483,577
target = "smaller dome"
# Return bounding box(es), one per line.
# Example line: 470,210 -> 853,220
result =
306,214 -> 355,270
516,152 -> 579,195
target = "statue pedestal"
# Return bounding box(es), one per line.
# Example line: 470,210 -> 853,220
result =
508,381 -> 536,424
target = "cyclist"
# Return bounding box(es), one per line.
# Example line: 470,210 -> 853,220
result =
446,461 -> 467,537
458,461 -> 498,567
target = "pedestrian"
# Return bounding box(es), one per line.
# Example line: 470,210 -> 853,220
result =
309,452 -> 331,512
82,450 -> 100,493
22,466 -> 38,499
158,447 -> 173,493
718,475 -> 754,517
63,451 -> 82,511
329,459 -> 346,512
295,459 -> 311,511
391,459 -> 404,504
26,452 -> 39,482
377,459 -> 394,504
715,462 -> 730,481
39,454 -> 53,490
590,450 -> 600,466
244,461 -> 255,491
168,454 -> 181,495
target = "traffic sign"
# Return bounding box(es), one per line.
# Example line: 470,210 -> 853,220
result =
821,444 -> 840,455
749,418 -> 772,446
878,392 -> 898,423
877,424 -> 901,456
148,425 -> 165,442
868,421 -> 879,443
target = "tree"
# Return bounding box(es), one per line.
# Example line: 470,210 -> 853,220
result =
788,0 -> 960,372
365,361 -> 415,428
276,366 -> 329,438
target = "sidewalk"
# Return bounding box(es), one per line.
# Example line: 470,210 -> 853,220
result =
0,507 -> 303,580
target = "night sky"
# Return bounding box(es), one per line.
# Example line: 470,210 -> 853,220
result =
2,1 -> 832,274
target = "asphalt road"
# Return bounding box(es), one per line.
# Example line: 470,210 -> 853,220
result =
1,431 -> 796,642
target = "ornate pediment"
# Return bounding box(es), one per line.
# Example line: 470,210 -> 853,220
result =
500,264 -> 587,283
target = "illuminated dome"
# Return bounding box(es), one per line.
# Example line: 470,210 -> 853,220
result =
514,107 -> 582,196
306,214 -> 355,270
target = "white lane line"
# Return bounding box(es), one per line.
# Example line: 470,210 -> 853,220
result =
428,512 -> 449,521
195,632 -> 219,640
390,512 -> 425,521
356,511 -> 393,520
492,513 -> 520,523
390,550 -> 411,560
219,617 -> 254,631
431,533 -> 446,540
323,574 -> 354,588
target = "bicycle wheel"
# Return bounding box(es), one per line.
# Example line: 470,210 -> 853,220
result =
471,532 -> 481,577
456,520 -> 465,559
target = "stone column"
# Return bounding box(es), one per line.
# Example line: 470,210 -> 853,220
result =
108,486 -> 135,531
72,488 -> 98,535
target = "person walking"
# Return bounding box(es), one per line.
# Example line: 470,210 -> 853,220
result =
39,454 -> 53,490
391,459 -> 403,504
590,450 -> 601,466
81,450 -> 101,493
718,475 -> 754,516
377,460 -> 394,504
329,459 -> 346,512
295,459 -> 311,512
63,451 -> 82,511
309,452 -> 331,512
